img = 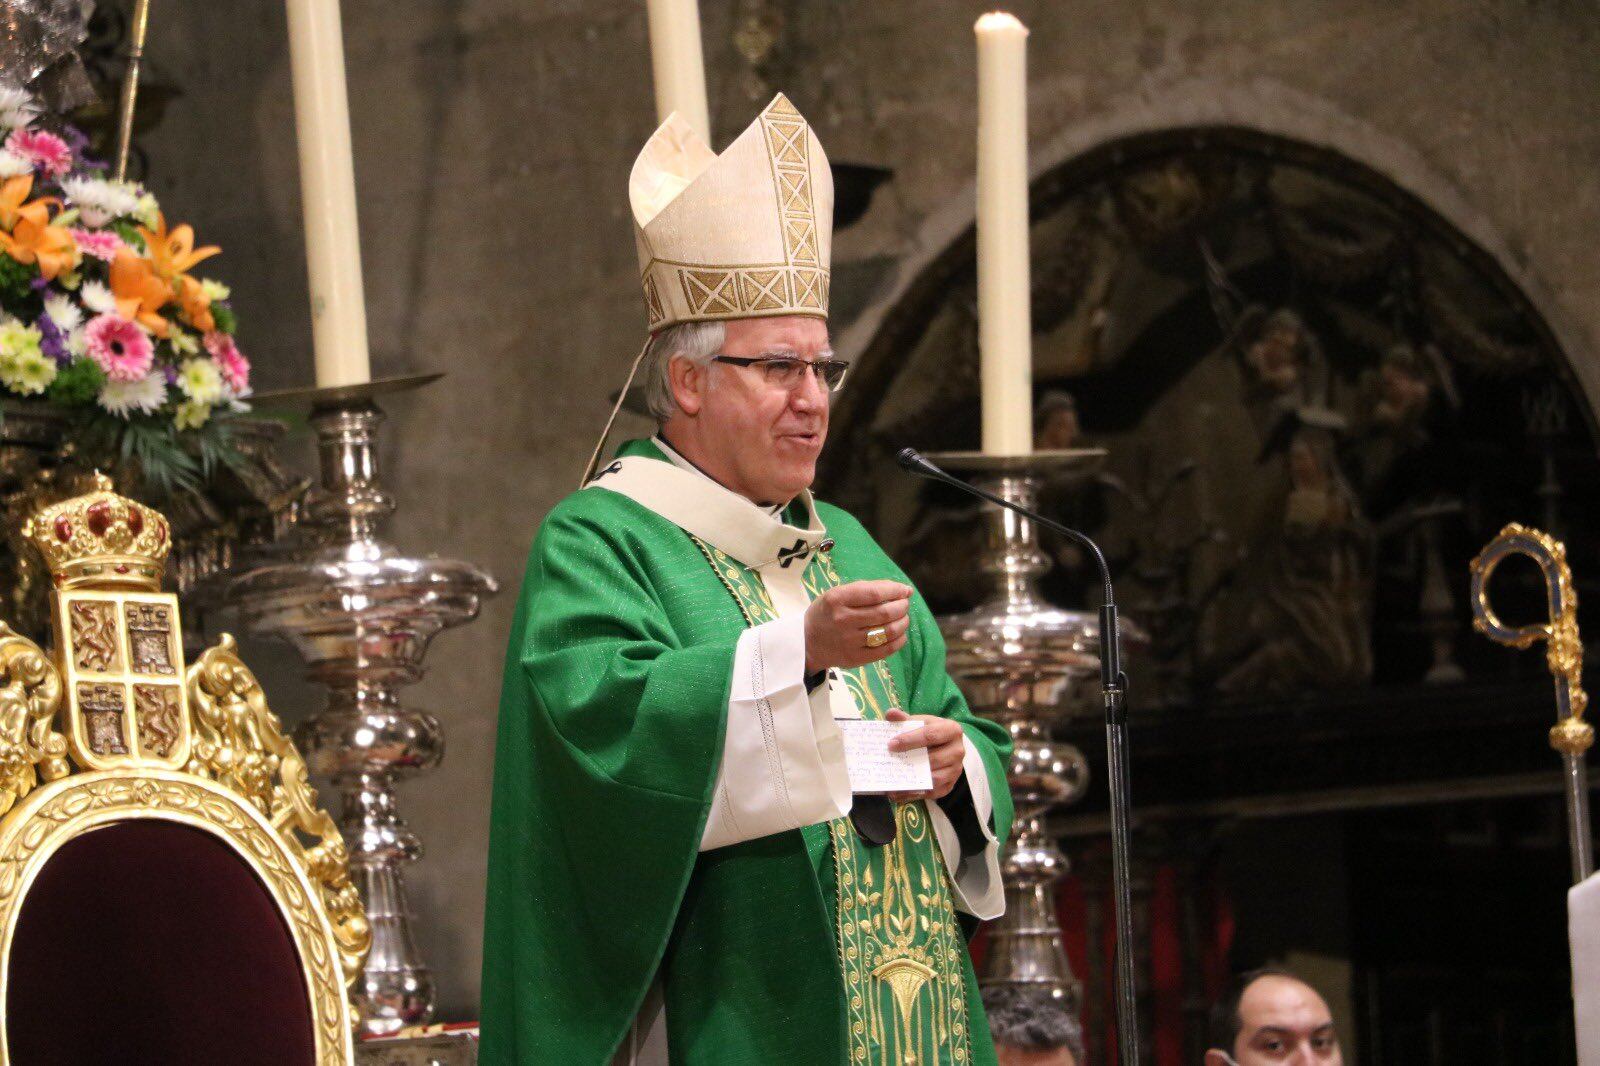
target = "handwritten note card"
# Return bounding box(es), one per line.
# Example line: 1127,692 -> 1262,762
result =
838,718 -> 933,794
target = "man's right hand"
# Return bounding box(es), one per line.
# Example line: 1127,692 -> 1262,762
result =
804,580 -> 914,673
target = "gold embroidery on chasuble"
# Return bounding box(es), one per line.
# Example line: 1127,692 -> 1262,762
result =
690,538 -> 974,1065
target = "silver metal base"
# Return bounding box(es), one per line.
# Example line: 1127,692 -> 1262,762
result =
932,453 -> 1103,1011
224,380 -> 496,1036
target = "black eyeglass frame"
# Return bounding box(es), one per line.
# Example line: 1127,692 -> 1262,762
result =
711,355 -> 851,392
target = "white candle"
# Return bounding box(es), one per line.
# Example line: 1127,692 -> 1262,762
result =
285,0 -> 372,388
646,0 -> 712,144
975,12 -> 1033,455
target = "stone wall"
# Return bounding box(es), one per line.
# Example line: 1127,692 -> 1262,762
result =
137,0 -> 1600,1016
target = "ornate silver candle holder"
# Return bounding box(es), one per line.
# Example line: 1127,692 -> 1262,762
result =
933,450 -> 1107,1014
223,373 -> 497,1036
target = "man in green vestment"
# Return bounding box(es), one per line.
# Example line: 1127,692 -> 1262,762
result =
481,94 -> 1015,1066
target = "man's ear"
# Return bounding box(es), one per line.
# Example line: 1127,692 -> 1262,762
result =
668,354 -> 704,416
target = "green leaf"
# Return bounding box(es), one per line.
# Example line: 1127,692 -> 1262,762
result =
45,359 -> 105,405
112,220 -> 145,252
0,255 -> 40,308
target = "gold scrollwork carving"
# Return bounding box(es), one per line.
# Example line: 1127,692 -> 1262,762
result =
186,635 -> 371,985
0,622 -> 70,816
0,773 -> 351,1065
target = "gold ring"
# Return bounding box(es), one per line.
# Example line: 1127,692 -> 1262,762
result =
865,627 -> 889,648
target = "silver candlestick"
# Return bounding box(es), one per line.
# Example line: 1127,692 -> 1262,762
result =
223,373 -> 498,1036
933,451 -> 1108,1015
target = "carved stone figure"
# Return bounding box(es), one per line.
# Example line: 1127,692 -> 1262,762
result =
1233,308 -> 1327,424
1216,420 -> 1374,696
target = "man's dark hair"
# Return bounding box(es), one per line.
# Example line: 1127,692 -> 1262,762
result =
1207,967 -> 1304,1053
982,985 -> 1086,1059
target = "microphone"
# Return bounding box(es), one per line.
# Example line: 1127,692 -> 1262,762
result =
895,447 -> 1121,693
897,444 -> 1139,1066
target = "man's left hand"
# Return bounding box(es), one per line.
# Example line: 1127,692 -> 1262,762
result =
884,708 -> 965,803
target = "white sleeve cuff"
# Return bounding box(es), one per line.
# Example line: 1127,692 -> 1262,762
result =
700,615 -> 853,851
925,731 -> 1005,919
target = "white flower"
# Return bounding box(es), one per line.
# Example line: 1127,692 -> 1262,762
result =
61,176 -> 144,229
0,350 -> 55,395
42,294 -> 83,334
97,374 -> 166,418
133,192 -> 160,228
79,280 -> 116,315
66,328 -> 87,359
200,279 -> 231,302
168,328 -> 199,356
177,358 -> 225,404
0,148 -> 29,178
0,85 -> 39,131
173,399 -> 210,430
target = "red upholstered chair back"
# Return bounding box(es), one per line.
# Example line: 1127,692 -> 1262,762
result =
4,819 -> 317,1066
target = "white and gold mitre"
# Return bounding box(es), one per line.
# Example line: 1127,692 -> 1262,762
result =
630,93 -> 833,332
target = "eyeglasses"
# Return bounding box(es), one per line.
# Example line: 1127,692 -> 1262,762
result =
712,354 -> 851,392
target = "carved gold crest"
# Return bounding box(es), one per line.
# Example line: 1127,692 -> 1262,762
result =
22,475 -> 189,771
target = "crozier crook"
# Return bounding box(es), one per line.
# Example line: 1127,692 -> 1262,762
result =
1471,523 -> 1595,881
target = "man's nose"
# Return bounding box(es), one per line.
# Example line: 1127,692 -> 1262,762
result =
791,368 -> 828,410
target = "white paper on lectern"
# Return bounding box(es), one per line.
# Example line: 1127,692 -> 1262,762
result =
838,719 -> 933,793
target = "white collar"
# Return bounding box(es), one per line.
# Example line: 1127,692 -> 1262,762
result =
584,439 -> 830,572
652,435 -> 788,516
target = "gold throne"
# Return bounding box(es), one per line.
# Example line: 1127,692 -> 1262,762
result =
0,475 -> 370,1065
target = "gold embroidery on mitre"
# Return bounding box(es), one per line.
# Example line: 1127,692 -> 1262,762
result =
740,269 -> 788,312
682,269 -> 741,316
644,275 -> 666,327
630,93 -> 832,330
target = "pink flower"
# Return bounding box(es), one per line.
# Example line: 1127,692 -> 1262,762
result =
69,227 -> 127,262
204,331 -> 250,393
6,129 -> 72,179
84,314 -> 155,382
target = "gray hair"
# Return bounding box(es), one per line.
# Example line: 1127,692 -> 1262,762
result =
643,320 -> 726,421
982,986 -> 1085,1058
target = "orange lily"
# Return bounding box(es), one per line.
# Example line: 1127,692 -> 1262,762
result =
0,174 -> 77,280
176,274 -> 215,333
0,175 -> 49,233
2,212 -> 80,280
109,250 -> 172,337
138,213 -> 219,285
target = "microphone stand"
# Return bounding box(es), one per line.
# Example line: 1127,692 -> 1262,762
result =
898,447 -> 1140,1066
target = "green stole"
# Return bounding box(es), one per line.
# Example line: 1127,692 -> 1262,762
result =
690,537 -> 977,1065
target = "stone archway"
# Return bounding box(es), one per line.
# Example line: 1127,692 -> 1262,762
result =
831,76 -> 1596,419
821,83 -> 1600,1062
821,96 -> 1600,706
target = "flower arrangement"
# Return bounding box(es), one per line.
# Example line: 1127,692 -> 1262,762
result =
0,84 -> 253,497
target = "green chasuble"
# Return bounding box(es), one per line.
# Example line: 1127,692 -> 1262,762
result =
481,439 -> 1015,1066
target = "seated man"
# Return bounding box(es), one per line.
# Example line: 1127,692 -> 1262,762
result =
1204,968 -> 1343,1066
982,985 -> 1085,1066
